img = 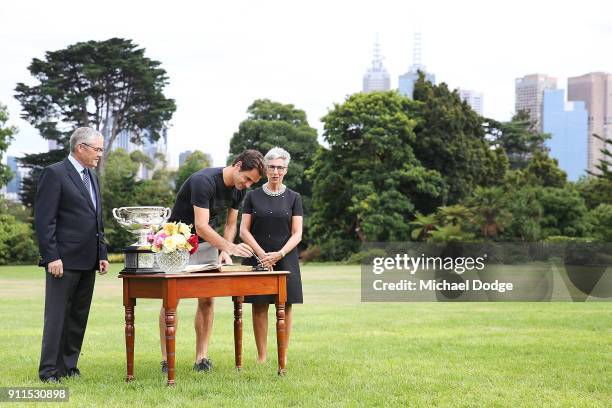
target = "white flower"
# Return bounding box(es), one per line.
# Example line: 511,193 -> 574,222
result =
174,234 -> 187,249
178,223 -> 191,238
162,236 -> 177,253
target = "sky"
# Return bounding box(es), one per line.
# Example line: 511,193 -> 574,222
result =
1,0 -> 611,166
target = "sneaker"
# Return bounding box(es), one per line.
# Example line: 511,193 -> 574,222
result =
161,360 -> 168,374
193,358 -> 213,372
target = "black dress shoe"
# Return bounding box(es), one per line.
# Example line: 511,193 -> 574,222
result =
66,367 -> 80,378
40,375 -> 61,383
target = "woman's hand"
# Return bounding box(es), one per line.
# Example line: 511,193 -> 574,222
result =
260,252 -> 283,269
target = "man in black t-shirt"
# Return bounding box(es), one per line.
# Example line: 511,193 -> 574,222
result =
159,150 -> 265,373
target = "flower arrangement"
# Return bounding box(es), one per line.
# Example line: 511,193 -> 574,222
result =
147,222 -> 199,254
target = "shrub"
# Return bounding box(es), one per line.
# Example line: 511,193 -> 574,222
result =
0,214 -> 38,264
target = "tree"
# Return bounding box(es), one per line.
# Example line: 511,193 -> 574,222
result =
100,149 -> 175,251
409,213 -> 438,241
588,133 -> 612,179
577,133 -> 612,209
537,187 -> 589,238
485,110 -> 550,170
502,187 -> 543,242
427,224 -> 475,243
308,91 -> 446,260
588,204 -> 612,241
436,204 -> 472,227
100,149 -> 139,250
15,37 -> 176,185
467,187 -> 511,239
410,73 -> 507,203
228,99 -> 320,198
516,151 -> 567,188
577,176 -> 612,210
0,103 -> 16,188
19,150 -> 66,210
175,150 -> 212,193
0,214 -> 38,265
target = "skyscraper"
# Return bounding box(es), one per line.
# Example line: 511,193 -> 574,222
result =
6,156 -> 20,195
362,36 -> 391,92
567,72 -> 612,174
515,74 -> 557,132
179,150 -> 194,167
398,32 -> 436,99
3,156 -> 30,201
458,89 -> 484,115
542,89 -> 588,181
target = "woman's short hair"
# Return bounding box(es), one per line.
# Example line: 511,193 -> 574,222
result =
264,147 -> 291,167
69,127 -> 104,153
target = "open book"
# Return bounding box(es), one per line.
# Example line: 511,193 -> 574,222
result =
184,263 -> 254,273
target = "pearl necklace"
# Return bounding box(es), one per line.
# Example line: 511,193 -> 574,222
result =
262,182 -> 286,197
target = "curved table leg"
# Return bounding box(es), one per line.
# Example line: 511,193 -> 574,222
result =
233,296 -> 243,370
164,280 -> 178,386
275,301 -> 287,376
123,280 -> 136,382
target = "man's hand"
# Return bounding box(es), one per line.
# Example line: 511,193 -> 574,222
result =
47,259 -> 63,278
226,243 -> 254,258
99,260 -> 109,275
218,251 -> 233,265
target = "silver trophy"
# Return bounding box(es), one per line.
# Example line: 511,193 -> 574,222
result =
112,206 -> 171,246
112,206 -> 171,274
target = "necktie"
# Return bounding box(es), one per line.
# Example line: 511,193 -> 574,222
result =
82,169 -> 96,209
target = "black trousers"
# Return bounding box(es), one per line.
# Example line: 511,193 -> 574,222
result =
38,269 -> 96,379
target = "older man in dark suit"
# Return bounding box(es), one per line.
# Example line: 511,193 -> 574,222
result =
35,127 -> 109,383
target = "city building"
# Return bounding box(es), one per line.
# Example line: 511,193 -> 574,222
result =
2,155 -> 30,201
567,72 -> 612,174
107,129 -> 140,154
179,150 -> 194,167
515,73 -> 557,132
542,89 -> 588,181
362,36 -> 391,92
458,89 -> 484,115
398,32 -> 436,99
105,127 -> 170,180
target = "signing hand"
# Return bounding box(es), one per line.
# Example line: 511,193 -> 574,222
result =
227,243 -> 254,258
48,259 -> 63,278
99,260 -> 109,275
218,250 -> 234,265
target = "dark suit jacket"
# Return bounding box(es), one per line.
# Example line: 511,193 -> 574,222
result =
35,157 -> 108,270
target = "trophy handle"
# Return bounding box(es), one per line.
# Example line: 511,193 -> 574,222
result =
112,207 -> 124,221
163,207 -> 171,222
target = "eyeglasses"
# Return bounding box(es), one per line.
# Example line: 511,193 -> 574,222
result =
80,143 -> 105,154
266,165 -> 287,172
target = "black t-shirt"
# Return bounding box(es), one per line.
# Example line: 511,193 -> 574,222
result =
169,167 -> 245,230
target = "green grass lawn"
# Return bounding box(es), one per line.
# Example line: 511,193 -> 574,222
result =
0,263 -> 610,407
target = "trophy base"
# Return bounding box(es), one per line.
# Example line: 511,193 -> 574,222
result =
120,246 -> 163,274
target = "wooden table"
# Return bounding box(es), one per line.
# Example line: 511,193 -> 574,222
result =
119,271 -> 289,386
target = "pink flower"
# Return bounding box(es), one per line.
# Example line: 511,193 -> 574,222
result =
154,233 -> 168,248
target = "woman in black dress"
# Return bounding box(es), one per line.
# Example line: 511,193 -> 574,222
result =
240,147 -> 303,363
